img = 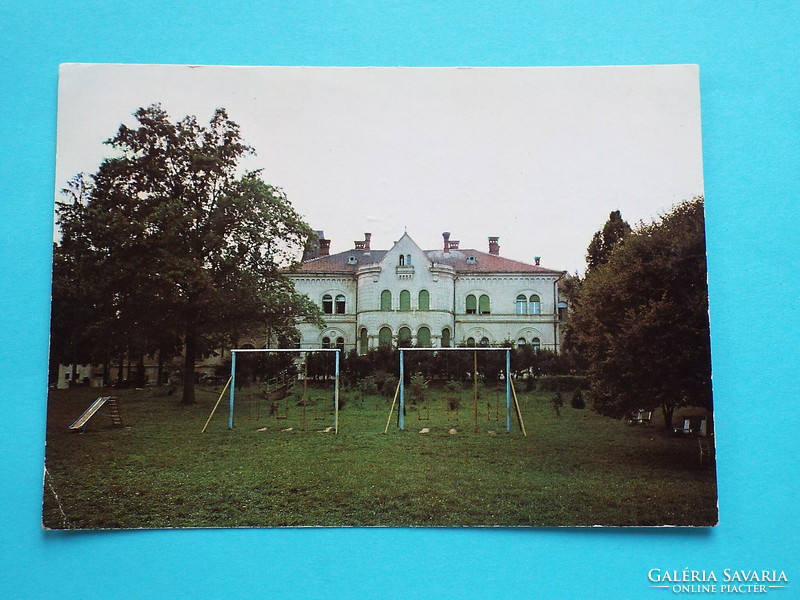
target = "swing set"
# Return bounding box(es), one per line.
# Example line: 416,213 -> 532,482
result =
201,348 -> 341,433
384,347 -> 526,435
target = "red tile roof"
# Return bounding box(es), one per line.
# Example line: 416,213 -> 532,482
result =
290,248 -> 563,276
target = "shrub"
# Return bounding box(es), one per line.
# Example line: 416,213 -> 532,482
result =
355,375 -> 379,397
444,380 -> 462,410
571,389 -> 585,409
410,373 -> 428,405
551,392 -> 564,417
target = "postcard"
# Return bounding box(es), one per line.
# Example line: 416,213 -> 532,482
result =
43,64 -> 714,528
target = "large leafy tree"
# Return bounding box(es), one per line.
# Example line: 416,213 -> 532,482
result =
52,104 -> 323,403
566,197 -> 712,428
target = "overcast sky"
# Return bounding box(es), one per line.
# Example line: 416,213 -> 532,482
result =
56,64 -> 704,274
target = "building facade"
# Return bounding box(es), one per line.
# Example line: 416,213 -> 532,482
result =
289,232 -> 568,353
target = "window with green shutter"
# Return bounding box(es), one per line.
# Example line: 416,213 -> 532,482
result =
479,294 -> 490,314
398,327 -> 412,347
466,294 -> 477,314
399,290 -> 411,311
379,327 -> 392,348
418,289 -> 430,311
417,327 -> 431,348
381,290 -> 392,311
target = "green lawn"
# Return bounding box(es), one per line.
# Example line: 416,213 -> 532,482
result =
42,384 -> 717,528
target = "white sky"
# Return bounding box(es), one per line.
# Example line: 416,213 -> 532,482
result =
56,64 -> 704,274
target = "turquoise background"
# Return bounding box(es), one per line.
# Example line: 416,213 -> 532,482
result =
1,2 -> 798,598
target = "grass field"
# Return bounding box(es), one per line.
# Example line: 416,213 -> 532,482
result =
42,383 -> 717,528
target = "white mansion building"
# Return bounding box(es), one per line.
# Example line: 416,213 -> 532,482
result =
289,231 -> 568,353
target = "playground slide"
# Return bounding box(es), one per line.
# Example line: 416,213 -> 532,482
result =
68,396 -> 111,431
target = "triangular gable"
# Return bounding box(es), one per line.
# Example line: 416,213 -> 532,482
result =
378,232 -> 432,269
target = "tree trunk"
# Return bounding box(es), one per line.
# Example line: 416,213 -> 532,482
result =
117,353 -> 124,386
661,403 -> 675,431
157,349 -> 164,386
181,321 -> 197,404
135,353 -> 146,387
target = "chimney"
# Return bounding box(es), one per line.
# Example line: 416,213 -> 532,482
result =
534,256 -> 541,266
442,232 -> 451,253
319,239 -> 331,257
488,236 -> 500,255
364,233 -> 371,251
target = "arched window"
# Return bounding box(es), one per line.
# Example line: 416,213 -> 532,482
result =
466,337 -> 476,347
417,327 -> 431,348
335,294 -> 346,314
479,337 -> 490,347
516,294 -> 528,315
441,328 -> 451,348
418,289 -> 430,311
406,254 -> 412,266
398,327 -> 412,347
379,327 -> 392,348
399,290 -> 411,311
532,337 -> 541,352
381,290 -> 392,311
529,294 -> 541,315
359,328 -> 368,354
517,337 -> 526,347
466,294 -> 477,314
479,294 -> 491,315
336,337 -> 345,352
398,255 -> 405,266
322,294 -> 333,314
322,337 -> 331,349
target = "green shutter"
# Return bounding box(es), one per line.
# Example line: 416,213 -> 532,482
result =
479,294 -> 490,314
466,295 -> 477,313
379,327 -> 392,348
441,328 -> 451,347
381,290 -> 392,311
417,327 -> 431,348
418,289 -> 430,311
399,290 -> 411,311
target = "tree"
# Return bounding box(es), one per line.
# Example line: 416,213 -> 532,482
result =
566,197 -> 712,428
52,104 -> 323,403
585,209 -> 632,271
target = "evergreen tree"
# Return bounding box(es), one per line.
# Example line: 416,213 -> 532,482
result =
585,209 -> 632,271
